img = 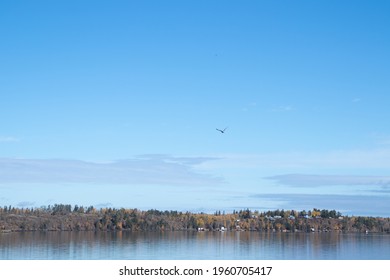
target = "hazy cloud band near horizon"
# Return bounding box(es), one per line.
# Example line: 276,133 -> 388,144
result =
0,156 -> 222,185
266,174 -> 390,188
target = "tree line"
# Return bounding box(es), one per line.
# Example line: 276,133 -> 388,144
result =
1,204 -> 390,233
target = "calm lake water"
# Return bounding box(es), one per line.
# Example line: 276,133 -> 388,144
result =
1,231 -> 389,260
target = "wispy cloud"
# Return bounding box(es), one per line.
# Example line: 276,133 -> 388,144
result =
265,174 -> 390,188
352,98 -> 361,103
242,102 -> 257,112
370,133 -> 390,147
271,105 -> 294,112
0,136 -> 20,143
372,189 -> 390,194
201,149 -> 390,170
0,156 -> 223,186
135,154 -> 219,165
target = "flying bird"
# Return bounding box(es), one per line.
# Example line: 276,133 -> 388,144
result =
216,127 -> 228,133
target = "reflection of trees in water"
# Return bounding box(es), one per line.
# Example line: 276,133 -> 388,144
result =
1,231 -> 390,259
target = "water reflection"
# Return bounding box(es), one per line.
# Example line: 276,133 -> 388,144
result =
0,231 -> 389,260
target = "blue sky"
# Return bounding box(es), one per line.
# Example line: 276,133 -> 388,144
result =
1,1 -> 390,216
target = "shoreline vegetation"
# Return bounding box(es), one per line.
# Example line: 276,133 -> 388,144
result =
1,204 -> 390,233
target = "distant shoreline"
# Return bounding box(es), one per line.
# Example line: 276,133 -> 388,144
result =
1,205 -> 390,233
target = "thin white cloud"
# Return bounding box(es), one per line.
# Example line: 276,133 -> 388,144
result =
0,156 -> 223,186
370,133 -> 390,147
271,105 -> 294,112
265,174 -> 390,188
352,98 -> 361,103
372,189 -> 390,194
241,101 -> 257,112
378,138 -> 390,147
0,136 -> 20,142
200,149 -> 390,170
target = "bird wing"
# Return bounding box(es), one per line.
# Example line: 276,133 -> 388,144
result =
216,127 -> 228,133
